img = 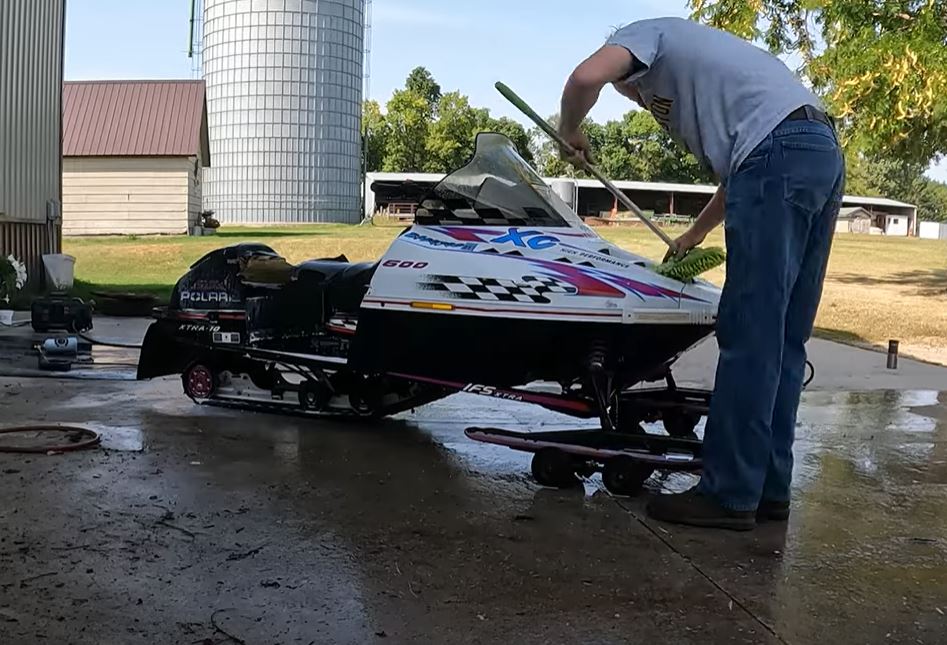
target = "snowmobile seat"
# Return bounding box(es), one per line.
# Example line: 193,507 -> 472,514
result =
272,260 -> 376,316
325,262 -> 377,313
292,258 -> 352,285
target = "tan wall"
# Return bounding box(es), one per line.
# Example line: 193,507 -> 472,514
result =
62,156 -> 197,235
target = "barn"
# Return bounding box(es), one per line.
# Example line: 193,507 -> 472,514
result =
61,80 -> 210,235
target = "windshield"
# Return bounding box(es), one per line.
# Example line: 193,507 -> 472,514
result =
414,132 -> 586,228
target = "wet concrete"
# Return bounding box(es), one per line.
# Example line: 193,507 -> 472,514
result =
0,315 -> 145,380
1,377 -> 945,644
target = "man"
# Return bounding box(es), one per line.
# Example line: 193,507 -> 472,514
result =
558,17 -> 845,530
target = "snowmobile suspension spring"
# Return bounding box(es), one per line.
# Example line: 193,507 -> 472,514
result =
586,339 -> 609,373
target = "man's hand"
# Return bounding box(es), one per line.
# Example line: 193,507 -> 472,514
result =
558,128 -> 594,167
663,184 -> 726,261
664,227 -> 706,262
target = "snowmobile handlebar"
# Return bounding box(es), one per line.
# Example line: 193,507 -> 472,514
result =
494,81 -> 675,250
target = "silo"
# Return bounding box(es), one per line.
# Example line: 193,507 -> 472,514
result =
202,0 -> 365,224
551,179 -> 577,211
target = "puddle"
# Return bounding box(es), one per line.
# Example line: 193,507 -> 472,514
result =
83,423 -> 145,452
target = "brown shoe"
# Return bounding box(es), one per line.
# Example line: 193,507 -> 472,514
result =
647,488 -> 755,531
756,499 -> 790,522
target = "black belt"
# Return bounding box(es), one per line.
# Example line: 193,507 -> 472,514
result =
784,105 -> 834,129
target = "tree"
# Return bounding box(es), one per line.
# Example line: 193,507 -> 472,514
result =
480,116 -> 534,165
529,114 -> 588,178
424,91 -> 482,173
924,180 -> 947,223
382,89 -> 430,172
621,111 -> 715,183
405,66 -> 441,115
529,111 -> 714,183
845,153 -> 947,222
688,0 -> 947,167
361,100 -> 387,172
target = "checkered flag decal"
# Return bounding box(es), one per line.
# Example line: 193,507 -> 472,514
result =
419,275 -> 577,304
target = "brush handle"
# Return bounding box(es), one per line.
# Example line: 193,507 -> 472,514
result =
495,81 -> 675,249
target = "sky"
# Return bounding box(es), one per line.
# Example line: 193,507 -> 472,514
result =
65,0 -> 946,182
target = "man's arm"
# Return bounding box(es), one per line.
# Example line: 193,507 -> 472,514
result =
671,184 -> 726,257
558,45 -> 634,156
691,184 -> 726,238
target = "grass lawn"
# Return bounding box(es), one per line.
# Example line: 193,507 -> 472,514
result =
64,223 -> 947,365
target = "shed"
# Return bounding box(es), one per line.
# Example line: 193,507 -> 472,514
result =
62,80 -> 210,235
918,221 -> 947,240
835,206 -> 872,234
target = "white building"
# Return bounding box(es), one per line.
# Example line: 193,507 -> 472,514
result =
366,172 -> 919,236
918,221 -> 947,240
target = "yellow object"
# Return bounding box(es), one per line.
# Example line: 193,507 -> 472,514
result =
654,246 -> 726,282
410,301 -> 454,311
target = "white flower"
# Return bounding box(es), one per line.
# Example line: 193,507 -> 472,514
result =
1,255 -> 27,301
10,256 -> 27,290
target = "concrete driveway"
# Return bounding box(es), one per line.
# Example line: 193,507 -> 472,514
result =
1,364 -> 945,643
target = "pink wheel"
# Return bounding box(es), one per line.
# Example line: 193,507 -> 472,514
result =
183,363 -> 216,400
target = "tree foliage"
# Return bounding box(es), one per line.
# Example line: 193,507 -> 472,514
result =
363,68 -> 535,174
361,99 -> 387,172
405,66 -> 441,115
530,112 -> 713,183
602,111 -> 714,183
381,89 -> 430,172
482,116 -> 534,165
424,91 -> 483,172
530,115 -> 576,178
688,0 -> 947,167
846,153 -> 947,222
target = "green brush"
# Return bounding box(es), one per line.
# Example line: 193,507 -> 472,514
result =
653,246 -> 726,281
494,81 -> 726,282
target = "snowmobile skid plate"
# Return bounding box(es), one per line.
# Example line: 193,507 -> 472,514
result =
465,428 -> 701,468
198,387 -> 442,420
465,427 -> 702,496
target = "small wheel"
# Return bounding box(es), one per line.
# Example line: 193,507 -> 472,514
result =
663,411 -> 700,440
298,380 -> 331,411
247,362 -> 276,390
183,363 -> 216,400
602,457 -> 653,496
531,448 -> 580,488
349,376 -> 384,415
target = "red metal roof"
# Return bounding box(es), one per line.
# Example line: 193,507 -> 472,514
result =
63,80 -> 209,164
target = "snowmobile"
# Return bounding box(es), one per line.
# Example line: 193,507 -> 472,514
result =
137,133 -> 721,494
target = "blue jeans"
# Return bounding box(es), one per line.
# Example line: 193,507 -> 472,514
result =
697,119 -> 845,511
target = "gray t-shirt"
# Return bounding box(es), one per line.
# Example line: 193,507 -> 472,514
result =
606,17 -> 822,180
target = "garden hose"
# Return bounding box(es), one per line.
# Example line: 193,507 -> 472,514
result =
0,425 -> 101,454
